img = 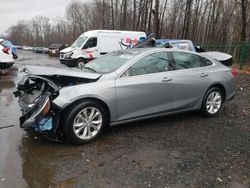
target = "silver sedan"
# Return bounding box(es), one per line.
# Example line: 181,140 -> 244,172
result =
15,48 -> 236,144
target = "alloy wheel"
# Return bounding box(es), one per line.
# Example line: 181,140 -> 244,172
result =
73,107 -> 103,140
206,91 -> 222,114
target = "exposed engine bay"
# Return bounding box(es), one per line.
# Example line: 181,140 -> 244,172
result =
14,70 -> 99,138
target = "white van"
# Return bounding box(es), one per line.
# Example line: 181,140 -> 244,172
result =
60,30 -> 146,67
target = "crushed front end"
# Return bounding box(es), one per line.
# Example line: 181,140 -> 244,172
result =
13,75 -> 62,136
13,66 -> 101,141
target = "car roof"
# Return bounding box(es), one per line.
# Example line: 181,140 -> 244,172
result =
156,39 -> 192,43
124,47 -> 197,54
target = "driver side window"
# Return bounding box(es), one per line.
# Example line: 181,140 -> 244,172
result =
127,52 -> 170,76
82,37 -> 97,49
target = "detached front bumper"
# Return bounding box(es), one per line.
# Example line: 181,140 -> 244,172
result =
19,93 -> 51,128
18,93 -> 61,131
14,75 -> 61,132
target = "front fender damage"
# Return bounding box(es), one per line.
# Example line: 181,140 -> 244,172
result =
13,66 -> 102,142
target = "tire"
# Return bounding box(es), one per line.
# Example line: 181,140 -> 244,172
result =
201,87 -> 224,117
76,59 -> 87,68
62,101 -> 107,144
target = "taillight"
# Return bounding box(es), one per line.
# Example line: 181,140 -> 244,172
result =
2,47 -> 10,54
231,68 -> 238,77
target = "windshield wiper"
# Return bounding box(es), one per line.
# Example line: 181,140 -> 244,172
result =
82,67 -> 97,73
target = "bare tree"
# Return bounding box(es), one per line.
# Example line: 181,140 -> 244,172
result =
153,0 -> 160,36
182,0 -> 193,39
4,0 -> 250,48
235,0 -> 249,40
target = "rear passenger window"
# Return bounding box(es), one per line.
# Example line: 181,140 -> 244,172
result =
173,52 -> 212,70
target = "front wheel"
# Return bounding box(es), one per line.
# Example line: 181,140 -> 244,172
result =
62,101 -> 107,144
76,59 -> 87,68
201,87 -> 224,117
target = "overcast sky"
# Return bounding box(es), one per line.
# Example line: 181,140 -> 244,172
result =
0,0 -> 79,35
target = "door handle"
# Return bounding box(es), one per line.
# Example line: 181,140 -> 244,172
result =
162,77 -> 172,82
200,73 -> 208,77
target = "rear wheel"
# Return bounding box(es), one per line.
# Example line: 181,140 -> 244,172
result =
201,87 -> 224,117
62,101 -> 107,144
76,59 -> 87,68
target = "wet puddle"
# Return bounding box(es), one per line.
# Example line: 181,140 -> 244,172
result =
0,54 -> 119,187
0,53 -> 72,188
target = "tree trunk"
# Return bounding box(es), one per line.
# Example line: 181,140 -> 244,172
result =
153,0 -> 160,36
182,0 -> 193,39
241,0 -> 248,41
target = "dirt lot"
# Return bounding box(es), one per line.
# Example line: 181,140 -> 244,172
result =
0,51 -> 249,188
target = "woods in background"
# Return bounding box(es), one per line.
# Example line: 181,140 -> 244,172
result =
3,0 -> 250,47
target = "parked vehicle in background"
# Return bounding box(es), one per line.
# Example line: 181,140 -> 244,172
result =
0,39 -> 18,70
154,39 -> 196,51
60,30 -> 146,68
21,46 -> 34,51
134,36 -> 233,67
33,47 -> 49,54
48,44 -> 67,57
44,48 -> 49,53
15,48 -> 236,144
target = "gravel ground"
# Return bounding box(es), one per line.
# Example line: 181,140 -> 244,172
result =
0,51 -> 249,188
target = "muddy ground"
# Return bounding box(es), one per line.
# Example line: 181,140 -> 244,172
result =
0,51 -> 249,188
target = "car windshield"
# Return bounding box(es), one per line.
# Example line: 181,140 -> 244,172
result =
71,37 -> 88,48
83,50 -> 140,74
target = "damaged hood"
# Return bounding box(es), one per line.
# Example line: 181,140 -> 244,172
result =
22,66 -> 102,80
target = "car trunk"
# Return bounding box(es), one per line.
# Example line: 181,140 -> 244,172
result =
199,51 -> 233,66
